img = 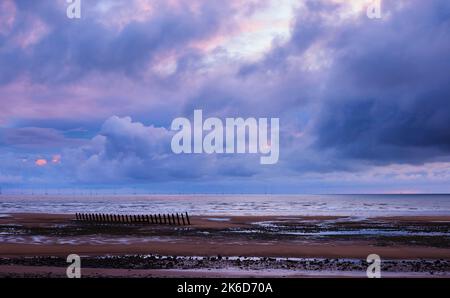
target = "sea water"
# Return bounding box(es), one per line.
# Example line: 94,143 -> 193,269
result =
1,194 -> 450,217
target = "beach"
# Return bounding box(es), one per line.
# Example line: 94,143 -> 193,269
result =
0,213 -> 449,278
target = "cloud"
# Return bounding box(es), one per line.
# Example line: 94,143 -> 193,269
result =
0,0 -> 248,85
1,0 -> 450,192
0,127 -> 86,150
35,158 -> 47,166
0,174 -> 22,184
62,115 -> 268,184
308,0 -> 450,164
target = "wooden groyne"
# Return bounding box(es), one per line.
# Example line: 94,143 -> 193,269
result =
75,212 -> 191,226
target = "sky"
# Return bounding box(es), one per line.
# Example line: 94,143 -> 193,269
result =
0,0 -> 450,194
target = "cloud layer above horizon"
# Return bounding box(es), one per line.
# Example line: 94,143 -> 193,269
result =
1,0 -> 450,194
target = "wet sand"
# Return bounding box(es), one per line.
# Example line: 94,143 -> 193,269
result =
1,265 -> 447,278
0,213 -> 449,277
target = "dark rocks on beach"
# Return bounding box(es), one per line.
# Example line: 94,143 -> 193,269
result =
1,255 -> 449,275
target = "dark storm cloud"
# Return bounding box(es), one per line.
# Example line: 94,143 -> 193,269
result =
234,0 -> 450,169
282,0 -> 450,165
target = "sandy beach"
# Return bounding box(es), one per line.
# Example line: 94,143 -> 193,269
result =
0,213 -> 449,277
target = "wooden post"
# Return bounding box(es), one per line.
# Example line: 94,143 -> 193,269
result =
172,214 -> 176,225
176,213 -> 180,225
181,213 -> 185,225
185,212 -> 190,225
158,214 -> 162,224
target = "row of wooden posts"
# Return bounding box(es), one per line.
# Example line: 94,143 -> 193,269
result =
75,212 -> 190,225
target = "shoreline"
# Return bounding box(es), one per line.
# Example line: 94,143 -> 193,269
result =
1,213 -> 449,277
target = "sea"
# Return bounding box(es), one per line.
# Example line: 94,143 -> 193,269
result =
1,194 -> 450,217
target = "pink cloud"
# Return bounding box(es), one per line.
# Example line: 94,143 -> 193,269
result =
14,16 -> 50,49
52,155 -> 61,164
35,159 -> 48,166
0,0 -> 16,35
